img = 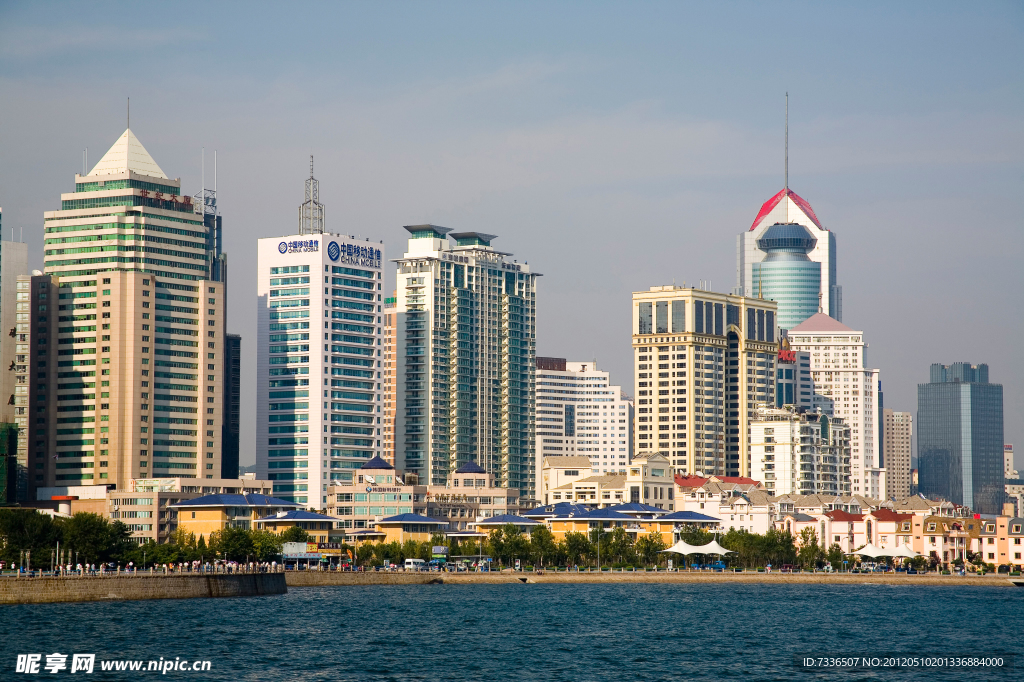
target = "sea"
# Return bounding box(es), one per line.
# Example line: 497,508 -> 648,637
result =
5,583 -> 1022,681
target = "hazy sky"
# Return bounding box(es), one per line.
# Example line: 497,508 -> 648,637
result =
2,1 -> 1021,469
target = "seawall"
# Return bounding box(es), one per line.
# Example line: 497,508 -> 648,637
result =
283,571 -> 1016,587
0,573 -> 287,605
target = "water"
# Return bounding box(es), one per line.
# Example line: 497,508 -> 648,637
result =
5,583 -> 1022,680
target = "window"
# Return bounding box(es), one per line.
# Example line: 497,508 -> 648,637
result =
655,301 -> 668,334
638,302 -> 652,335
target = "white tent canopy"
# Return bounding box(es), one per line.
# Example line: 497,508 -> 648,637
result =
696,540 -> 735,555
888,544 -> 920,558
848,543 -> 887,558
661,540 -> 704,556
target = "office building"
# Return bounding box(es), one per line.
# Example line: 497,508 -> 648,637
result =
254,163 -> 385,507
631,285 -> 779,478
883,409 -> 913,500
534,357 -> 633,476
31,128 -> 228,496
736,187 -> 841,324
1,235 -> 29,424
393,226 -> 538,501
221,334 -> 241,479
788,313 -> 883,498
1005,444 -> 1016,479
918,362 -> 1004,514
775,340 -> 812,409
750,405 -> 849,496
382,293 -> 397,466
751,223 -> 821,330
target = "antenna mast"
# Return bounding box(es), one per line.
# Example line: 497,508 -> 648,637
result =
785,92 -> 789,190
298,155 -> 325,235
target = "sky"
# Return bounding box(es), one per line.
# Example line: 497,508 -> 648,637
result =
1,1 -> 1021,470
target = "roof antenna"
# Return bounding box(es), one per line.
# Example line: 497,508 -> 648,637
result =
818,291 -> 822,314
785,92 -> 789,191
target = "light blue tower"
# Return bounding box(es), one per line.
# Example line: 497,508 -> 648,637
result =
752,222 -> 821,331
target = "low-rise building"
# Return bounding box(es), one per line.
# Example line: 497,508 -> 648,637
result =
750,405 -> 849,496
539,456 -> 592,505
544,452 -> 676,509
171,493 -> 300,541
255,510 -> 344,544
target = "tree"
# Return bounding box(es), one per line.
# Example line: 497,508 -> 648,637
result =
826,543 -> 844,570
279,526 -> 310,544
529,525 -> 558,567
250,530 -> 283,562
635,532 -> 666,566
797,528 -> 823,569
606,527 -> 634,565
213,527 -> 254,561
563,532 -> 593,566
0,509 -> 62,568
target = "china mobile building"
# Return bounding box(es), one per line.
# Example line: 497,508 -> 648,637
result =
534,357 -> 634,475
393,226 -> 537,501
27,128 -> 228,498
918,363 -> 1004,514
787,314 -> 883,498
255,226 -> 385,507
631,286 -> 779,478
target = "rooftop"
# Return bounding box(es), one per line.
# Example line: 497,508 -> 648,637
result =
377,513 -> 447,525
360,455 -> 394,470
257,510 -> 340,522
170,493 -> 299,509
453,460 -> 486,475
789,313 -> 857,334
87,128 -> 168,179
750,187 -> 824,232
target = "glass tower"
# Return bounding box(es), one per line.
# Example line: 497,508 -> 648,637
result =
918,363 -> 1004,514
752,222 -> 821,331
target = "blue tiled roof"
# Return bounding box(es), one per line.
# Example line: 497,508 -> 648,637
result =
521,502 -> 594,518
605,503 -> 668,514
655,511 -> 721,522
377,513 -> 447,525
257,510 -> 339,522
473,514 -> 540,526
170,494 -> 300,508
454,460 -> 487,475
550,508 -> 633,521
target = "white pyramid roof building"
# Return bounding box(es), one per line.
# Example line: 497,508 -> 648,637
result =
87,128 -> 168,179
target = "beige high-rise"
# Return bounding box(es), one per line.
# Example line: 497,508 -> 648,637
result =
883,409 -> 912,500
29,127 -> 227,498
631,285 -> 779,478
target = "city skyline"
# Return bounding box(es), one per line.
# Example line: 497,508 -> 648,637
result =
1,2 -> 1021,469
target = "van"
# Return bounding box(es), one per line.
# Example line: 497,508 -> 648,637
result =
404,558 -> 425,571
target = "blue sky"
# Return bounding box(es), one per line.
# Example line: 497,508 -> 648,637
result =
2,1 -> 1022,467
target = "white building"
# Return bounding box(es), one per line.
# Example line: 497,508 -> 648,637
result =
535,358 -> 633,476
788,313 -> 884,498
393,226 -> 538,501
1005,444 -> 1017,479
775,343 -> 813,409
883,409 -> 913,500
749,405 -> 850,496
736,187 -> 841,323
255,166 -> 385,507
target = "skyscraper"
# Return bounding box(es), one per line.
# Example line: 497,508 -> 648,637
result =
534,358 -> 633,475
918,362 -> 1004,514
883,408 -> 913,500
736,188 -> 841,326
751,223 -> 821,330
788,314 -> 882,497
631,285 -> 779,478
221,333 -> 241,479
255,162 -> 385,507
32,128 -> 228,495
393,226 -> 538,500
382,293 -> 397,466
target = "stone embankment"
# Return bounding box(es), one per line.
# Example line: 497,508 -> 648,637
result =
0,573 -> 286,605
284,570 -> 1016,587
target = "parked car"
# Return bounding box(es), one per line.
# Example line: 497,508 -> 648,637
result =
709,561 -> 727,572
780,564 -> 794,573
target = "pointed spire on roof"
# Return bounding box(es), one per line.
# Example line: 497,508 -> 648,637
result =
87,129 -> 168,179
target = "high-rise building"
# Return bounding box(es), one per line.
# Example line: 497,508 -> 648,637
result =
631,285 -> 779,478
775,340 -> 813,409
534,357 -> 634,476
255,163 -> 385,507
918,362 -> 1004,514
221,333 -> 241,479
751,223 -> 821,331
393,226 -> 538,501
382,293 -> 397,467
788,313 -> 884,498
736,188 -> 841,325
0,236 -> 29,425
1005,444 -> 1017,479
32,128 -> 228,495
750,405 -> 849,496
883,409 -> 912,500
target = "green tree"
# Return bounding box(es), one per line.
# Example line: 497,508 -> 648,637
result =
0,508 -> 62,568
797,527 -> 822,569
356,542 -> 376,567
213,527 -> 254,561
251,530 -> 283,562
503,524 -> 530,567
58,513 -> 114,564
826,543 -> 844,570
635,532 -> 666,567
529,525 -> 558,567
606,527 -> 633,564
279,526 -> 311,544
562,532 -> 593,566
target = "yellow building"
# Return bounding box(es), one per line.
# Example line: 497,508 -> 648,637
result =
255,510 -> 343,544
170,493 -> 299,541
372,513 -> 448,544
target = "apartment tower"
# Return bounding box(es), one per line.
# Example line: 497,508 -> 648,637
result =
393,226 -> 538,501
882,409 -> 912,500
631,285 -> 779,478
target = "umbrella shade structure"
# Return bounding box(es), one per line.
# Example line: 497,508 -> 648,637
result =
661,540 -> 704,556
695,540 -> 735,555
848,543 -> 887,558
888,544 -> 920,558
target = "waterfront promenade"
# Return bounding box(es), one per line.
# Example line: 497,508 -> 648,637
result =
0,572 -> 286,604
